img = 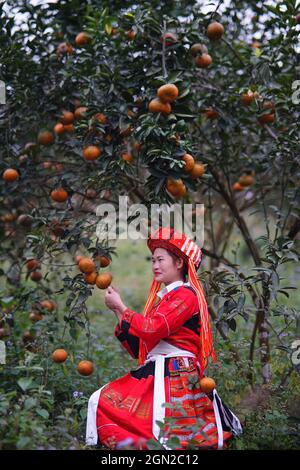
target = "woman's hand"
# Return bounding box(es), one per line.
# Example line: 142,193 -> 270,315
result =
105,286 -> 126,315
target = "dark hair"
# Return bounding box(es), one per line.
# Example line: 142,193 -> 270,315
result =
167,250 -> 188,281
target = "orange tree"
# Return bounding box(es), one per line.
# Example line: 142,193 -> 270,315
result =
0,0 -> 300,448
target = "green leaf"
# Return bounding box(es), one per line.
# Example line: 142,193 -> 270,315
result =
17,377 -> 33,392
36,408 -> 49,419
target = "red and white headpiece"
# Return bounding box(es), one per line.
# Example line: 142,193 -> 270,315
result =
139,227 -> 217,375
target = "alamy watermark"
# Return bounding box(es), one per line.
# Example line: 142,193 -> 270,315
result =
291,339 -> 300,368
0,80 -> 6,105
95,196 -> 205,246
292,80 -> 300,105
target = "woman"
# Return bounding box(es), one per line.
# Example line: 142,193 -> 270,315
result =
86,227 -> 242,450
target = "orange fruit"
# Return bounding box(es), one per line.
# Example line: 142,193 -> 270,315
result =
95,272 -> 113,289
60,110 -> 74,125
258,113 -> 275,124
56,42 -> 73,56
29,312 -> 44,323
50,188 -> 68,202
190,163 -> 205,179
54,122 -> 65,134
239,175 -> 255,187
206,22 -> 224,40
203,107 -> 219,119
190,43 -> 208,56
74,106 -> 87,119
232,182 -> 244,192
78,257 -> 96,274
26,259 -> 40,271
83,145 -> 102,161
75,32 -> 90,46
157,84 -> 179,103
63,124 -> 75,133
121,152 -> 133,163
38,131 -> 54,145
93,113 -> 107,124
200,377 -> 216,394
30,271 -> 42,282
3,168 -> 19,182
40,300 -> 56,311
126,30 -> 136,40
84,271 -> 98,285
160,32 -> 178,45
251,40 -> 261,49
241,91 -> 254,106
52,349 -> 68,363
149,98 -> 172,114
95,255 -> 111,267
166,178 -> 187,198
77,360 -> 94,376
182,153 -> 195,172
195,53 -> 212,68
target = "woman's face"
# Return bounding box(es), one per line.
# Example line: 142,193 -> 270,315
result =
151,247 -> 184,285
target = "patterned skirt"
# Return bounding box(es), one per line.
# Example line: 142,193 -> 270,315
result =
90,355 -> 233,450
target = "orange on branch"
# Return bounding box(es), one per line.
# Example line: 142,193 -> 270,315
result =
38,131 -> 54,145
149,98 -> 172,114
84,272 -> 98,285
157,84 -> 179,103
26,259 -> 40,271
121,152 -> 133,163
75,32 -> 90,46
93,113 -> 107,124
77,360 -> 94,376
74,106 -> 88,119
54,122 -> 65,134
203,107 -> 219,119
30,271 -> 42,282
96,272 -> 113,289
239,175 -> 255,187
190,163 -> 205,179
160,32 -> 178,45
182,153 -> 195,172
207,22 -> 224,40
200,377 -> 216,394
52,349 -> 68,363
195,53 -> 212,68
60,110 -> 74,125
83,145 -> 102,161
3,168 -> 19,182
78,257 -> 96,274
50,188 -> 68,202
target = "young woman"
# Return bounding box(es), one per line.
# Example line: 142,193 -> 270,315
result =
86,227 -> 242,450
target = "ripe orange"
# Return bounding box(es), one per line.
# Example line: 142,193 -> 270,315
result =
149,98 -> 172,114
182,153 -> 195,172
258,113 -> 275,124
78,257 -> 96,274
52,349 -> 68,363
160,32 -> 178,45
95,255 -> 111,267
77,360 -> 94,376
40,299 -> 56,311
190,43 -> 208,56
203,107 -> 219,119
3,168 -> 19,182
232,182 -> 244,192
121,152 -> 133,163
83,145 -> 102,161
60,110 -> 74,125
126,30 -> 136,40
63,124 -> 75,133
56,42 -> 73,56
54,122 -> 65,134
75,32 -> 90,46
26,259 -> 40,271
93,113 -> 107,124
239,175 -> 255,187
50,188 -> 68,202
38,131 -> 54,145
241,91 -> 254,106
166,179 -> 187,198
200,377 -> 216,394
207,22 -> 224,40
157,84 -> 179,103
29,311 -> 44,323
74,106 -> 87,119
84,271 -> 98,285
30,271 -> 42,282
195,53 -> 212,68
190,163 -> 205,179
95,272 -> 113,289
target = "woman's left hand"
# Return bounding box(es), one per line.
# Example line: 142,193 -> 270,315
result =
105,286 -> 126,314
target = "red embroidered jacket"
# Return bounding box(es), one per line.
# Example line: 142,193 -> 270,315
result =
114,285 -> 201,360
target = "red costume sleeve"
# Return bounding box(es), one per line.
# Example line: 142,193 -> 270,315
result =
114,322 -> 140,359
120,287 -> 199,343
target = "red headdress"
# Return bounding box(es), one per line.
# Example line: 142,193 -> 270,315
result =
139,227 -> 217,376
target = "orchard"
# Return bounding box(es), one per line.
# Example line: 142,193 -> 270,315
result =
0,0 -> 299,451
